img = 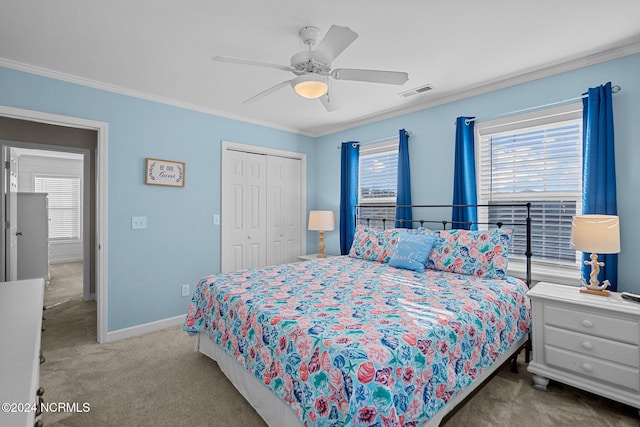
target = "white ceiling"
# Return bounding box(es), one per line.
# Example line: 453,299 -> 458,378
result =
1,1 -> 639,136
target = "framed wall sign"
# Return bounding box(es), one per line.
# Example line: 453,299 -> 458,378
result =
145,158 -> 185,187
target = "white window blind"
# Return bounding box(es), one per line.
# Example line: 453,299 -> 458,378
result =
34,175 -> 81,240
476,105 -> 582,269
358,141 -> 398,229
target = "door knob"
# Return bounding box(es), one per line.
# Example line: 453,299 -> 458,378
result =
16,231 -> 23,236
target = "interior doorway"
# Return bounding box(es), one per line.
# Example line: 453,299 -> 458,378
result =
2,146 -> 87,303
0,106 -> 107,343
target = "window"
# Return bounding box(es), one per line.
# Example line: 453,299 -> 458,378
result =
357,140 -> 398,229
475,104 -> 583,281
34,175 -> 81,240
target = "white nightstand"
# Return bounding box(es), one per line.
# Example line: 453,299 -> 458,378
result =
527,282 -> 640,413
298,253 -> 335,261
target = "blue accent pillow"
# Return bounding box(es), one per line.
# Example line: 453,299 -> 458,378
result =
389,233 -> 437,272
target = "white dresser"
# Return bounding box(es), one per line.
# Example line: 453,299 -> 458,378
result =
527,282 -> 640,412
0,279 -> 46,427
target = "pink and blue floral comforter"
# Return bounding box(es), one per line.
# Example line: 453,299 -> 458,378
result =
184,256 -> 530,426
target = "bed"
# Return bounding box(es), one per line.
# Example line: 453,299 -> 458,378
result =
184,204 -> 532,426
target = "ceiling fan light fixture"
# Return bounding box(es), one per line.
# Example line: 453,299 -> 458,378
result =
292,75 -> 328,99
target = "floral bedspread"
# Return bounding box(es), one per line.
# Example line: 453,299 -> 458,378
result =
184,256 -> 530,426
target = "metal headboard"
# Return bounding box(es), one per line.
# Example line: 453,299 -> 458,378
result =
355,203 -> 532,287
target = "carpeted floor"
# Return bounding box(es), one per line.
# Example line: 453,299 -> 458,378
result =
39,265 -> 639,426
45,262 -> 84,308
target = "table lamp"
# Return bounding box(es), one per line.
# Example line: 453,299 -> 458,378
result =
308,210 -> 334,258
570,214 -> 620,296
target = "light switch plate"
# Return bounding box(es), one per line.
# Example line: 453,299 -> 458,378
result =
131,216 -> 147,229
181,284 -> 190,297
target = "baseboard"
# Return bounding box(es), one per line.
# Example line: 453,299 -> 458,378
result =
106,314 -> 186,343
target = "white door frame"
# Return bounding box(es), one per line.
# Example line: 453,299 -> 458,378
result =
0,105 -> 108,344
221,140 -> 306,271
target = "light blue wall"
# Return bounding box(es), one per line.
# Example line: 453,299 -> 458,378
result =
1,53 -> 638,331
0,66 -> 317,331
316,54 -> 640,293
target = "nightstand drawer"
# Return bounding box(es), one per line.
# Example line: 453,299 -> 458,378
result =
545,304 -> 639,345
545,346 -> 640,391
545,325 -> 640,367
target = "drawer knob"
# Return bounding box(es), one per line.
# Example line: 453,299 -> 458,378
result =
581,341 -> 593,350
582,363 -> 593,372
581,319 -> 593,328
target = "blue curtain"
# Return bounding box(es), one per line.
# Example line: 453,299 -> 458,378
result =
395,129 -> 412,229
452,117 -> 478,230
339,141 -> 359,255
582,82 -> 618,290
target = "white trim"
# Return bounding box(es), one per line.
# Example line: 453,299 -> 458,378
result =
223,140 -> 307,160
221,140 -> 307,271
509,260 -> 581,287
314,39 -> 640,136
3,39 -> 639,138
105,314 -> 185,343
0,58 -> 314,138
0,105 -> 108,344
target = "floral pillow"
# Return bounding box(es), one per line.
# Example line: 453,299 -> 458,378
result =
349,226 -> 402,263
405,226 -> 432,235
426,228 -> 512,279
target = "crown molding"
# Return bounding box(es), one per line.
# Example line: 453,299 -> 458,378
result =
0,58 -> 316,137
2,36 -> 639,139
314,38 -> 640,137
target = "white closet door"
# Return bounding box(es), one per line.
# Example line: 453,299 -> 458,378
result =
222,150 -> 267,272
266,156 -> 301,266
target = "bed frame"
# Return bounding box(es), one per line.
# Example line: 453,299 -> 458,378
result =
195,203 -> 533,426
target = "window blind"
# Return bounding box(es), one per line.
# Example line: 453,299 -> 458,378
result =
477,117 -> 582,266
34,175 -> 81,240
358,141 -> 398,229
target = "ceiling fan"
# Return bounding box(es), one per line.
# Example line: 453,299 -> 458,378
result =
212,25 -> 409,112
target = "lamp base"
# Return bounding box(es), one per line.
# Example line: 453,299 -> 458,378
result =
317,230 -> 325,258
579,288 -> 611,297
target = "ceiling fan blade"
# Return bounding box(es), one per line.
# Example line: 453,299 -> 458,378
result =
212,56 -> 294,72
313,25 -> 358,64
242,80 -> 293,104
331,68 -> 409,85
320,91 -> 340,112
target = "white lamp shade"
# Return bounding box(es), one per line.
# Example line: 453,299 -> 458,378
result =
292,75 -> 328,99
570,214 -> 620,254
308,210 -> 335,231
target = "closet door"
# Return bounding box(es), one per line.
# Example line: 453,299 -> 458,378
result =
221,150 -> 267,272
266,156 -> 301,266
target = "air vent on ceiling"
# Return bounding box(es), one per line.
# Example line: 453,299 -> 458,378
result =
398,84 -> 433,97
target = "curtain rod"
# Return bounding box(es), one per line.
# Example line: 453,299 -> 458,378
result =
461,84 -> 621,125
335,131 -> 410,149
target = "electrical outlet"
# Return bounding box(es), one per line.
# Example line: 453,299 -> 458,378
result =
181,284 -> 190,297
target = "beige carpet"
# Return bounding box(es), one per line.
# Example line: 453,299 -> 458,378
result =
45,262 -> 84,308
40,267 -> 639,426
